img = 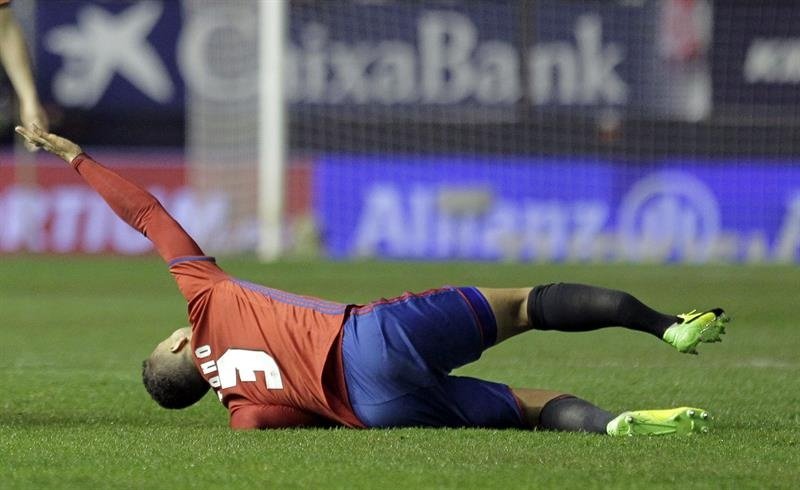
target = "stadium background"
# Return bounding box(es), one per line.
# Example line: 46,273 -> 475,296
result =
1,0 -> 799,263
2,1 -> 800,488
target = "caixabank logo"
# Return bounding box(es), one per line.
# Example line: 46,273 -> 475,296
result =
42,1 -> 175,109
38,0 -> 182,111
37,1 -> 636,111
286,11 -> 627,107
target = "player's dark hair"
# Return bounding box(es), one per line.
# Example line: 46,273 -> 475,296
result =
141,357 -> 209,409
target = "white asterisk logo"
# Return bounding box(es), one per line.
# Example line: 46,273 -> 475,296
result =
44,0 -> 174,108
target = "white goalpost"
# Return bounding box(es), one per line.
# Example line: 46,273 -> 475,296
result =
182,0 -> 288,260
257,0 -> 288,261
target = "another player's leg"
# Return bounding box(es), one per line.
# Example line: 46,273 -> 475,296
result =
478,284 -> 728,353
512,388 -> 713,436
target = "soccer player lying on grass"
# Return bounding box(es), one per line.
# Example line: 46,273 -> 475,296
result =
17,125 -> 730,437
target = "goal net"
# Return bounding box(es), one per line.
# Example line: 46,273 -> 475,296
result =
183,0 -> 800,263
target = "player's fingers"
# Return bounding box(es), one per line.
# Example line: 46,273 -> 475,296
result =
24,140 -> 42,152
14,125 -> 42,145
31,123 -> 51,140
15,126 -> 51,153
32,123 -> 65,150
14,125 -> 30,137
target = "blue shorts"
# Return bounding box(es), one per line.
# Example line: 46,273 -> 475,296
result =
342,286 -> 526,429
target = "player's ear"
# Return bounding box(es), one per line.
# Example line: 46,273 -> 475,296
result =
169,335 -> 189,353
168,326 -> 192,353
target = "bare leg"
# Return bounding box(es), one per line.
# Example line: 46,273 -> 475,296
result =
476,287 -> 533,343
511,388 -> 568,427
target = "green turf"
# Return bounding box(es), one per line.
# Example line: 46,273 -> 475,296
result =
2,257 -> 799,489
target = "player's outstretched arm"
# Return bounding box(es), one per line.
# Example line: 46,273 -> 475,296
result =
15,125 -> 205,262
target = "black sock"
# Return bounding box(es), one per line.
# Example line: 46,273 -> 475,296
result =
538,395 -> 614,434
527,283 -> 678,338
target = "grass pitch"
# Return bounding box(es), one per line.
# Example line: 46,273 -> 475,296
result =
1,257 -> 799,489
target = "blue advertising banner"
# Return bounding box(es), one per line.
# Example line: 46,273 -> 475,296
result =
532,0 -> 654,110
288,1 -> 520,108
712,1 -> 800,115
36,0 -> 184,115
30,0 -> 709,125
287,0 -> 674,114
315,156 -> 800,263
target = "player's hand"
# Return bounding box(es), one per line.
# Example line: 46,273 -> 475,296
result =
14,124 -> 82,164
18,102 -> 49,152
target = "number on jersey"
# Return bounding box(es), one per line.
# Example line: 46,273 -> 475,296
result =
195,346 -> 283,390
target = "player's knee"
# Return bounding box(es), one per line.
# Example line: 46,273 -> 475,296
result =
473,287 -> 534,344
517,287 -> 533,326
527,283 -> 553,330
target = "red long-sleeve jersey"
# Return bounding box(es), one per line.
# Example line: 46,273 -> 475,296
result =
72,154 -> 363,429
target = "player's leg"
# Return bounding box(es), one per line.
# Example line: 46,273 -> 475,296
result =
513,388 -> 614,433
473,287 -> 532,343
478,284 -> 728,353
479,284 -> 678,343
511,388 -> 581,429
512,388 -> 713,436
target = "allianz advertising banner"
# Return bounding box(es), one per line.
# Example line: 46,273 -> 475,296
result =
315,156 -> 800,263
5,153 -> 798,262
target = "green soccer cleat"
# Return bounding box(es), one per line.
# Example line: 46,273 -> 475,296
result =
663,308 -> 729,354
606,407 -> 712,436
